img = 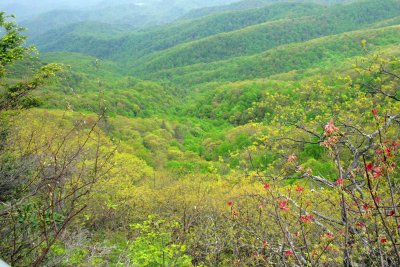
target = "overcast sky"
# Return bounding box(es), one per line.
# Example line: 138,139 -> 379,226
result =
0,0 -> 145,20
0,0 -> 241,22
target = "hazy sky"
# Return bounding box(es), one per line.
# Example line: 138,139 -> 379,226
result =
0,0 -> 143,20
0,0 -> 238,19
0,0 -> 242,38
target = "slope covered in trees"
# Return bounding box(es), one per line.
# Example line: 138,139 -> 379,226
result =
138,26 -> 400,84
181,0 -> 352,19
30,0 -> 399,63
0,0 -> 241,36
130,0 -> 400,72
31,2 -> 323,58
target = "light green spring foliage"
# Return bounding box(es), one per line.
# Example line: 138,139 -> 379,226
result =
0,12 -> 27,77
128,216 -> 193,267
0,12 -> 64,110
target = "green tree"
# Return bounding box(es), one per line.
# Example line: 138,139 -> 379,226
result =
129,216 -> 193,267
0,12 -> 63,110
0,13 -> 110,267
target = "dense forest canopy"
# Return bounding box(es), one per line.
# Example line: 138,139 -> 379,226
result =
0,0 -> 400,266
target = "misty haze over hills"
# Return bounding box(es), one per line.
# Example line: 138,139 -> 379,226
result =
0,0 -> 241,34
0,0 -> 352,37
0,0 -> 103,20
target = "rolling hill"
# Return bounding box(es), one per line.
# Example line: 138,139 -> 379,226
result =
31,0 -> 400,73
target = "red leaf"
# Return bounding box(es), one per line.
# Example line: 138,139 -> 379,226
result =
284,250 -> 293,257
295,185 -> 305,192
366,162 -> 373,171
279,200 -> 289,212
336,178 -> 344,185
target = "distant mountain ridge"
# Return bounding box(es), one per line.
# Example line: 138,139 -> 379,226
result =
128,0 -> 400,73
31,2 -> 323,57
30,0 -> 400,76
180,0 -> 352,20
0,0 -> 241,37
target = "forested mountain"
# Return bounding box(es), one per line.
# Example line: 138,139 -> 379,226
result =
1,0 -> 241,37
1,0 -> 400,266
139,26 -> 400,84
32,0 -> 400,68
181,0 -> 352,19
30,2 -> 321,55
131,0 -> 400,74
